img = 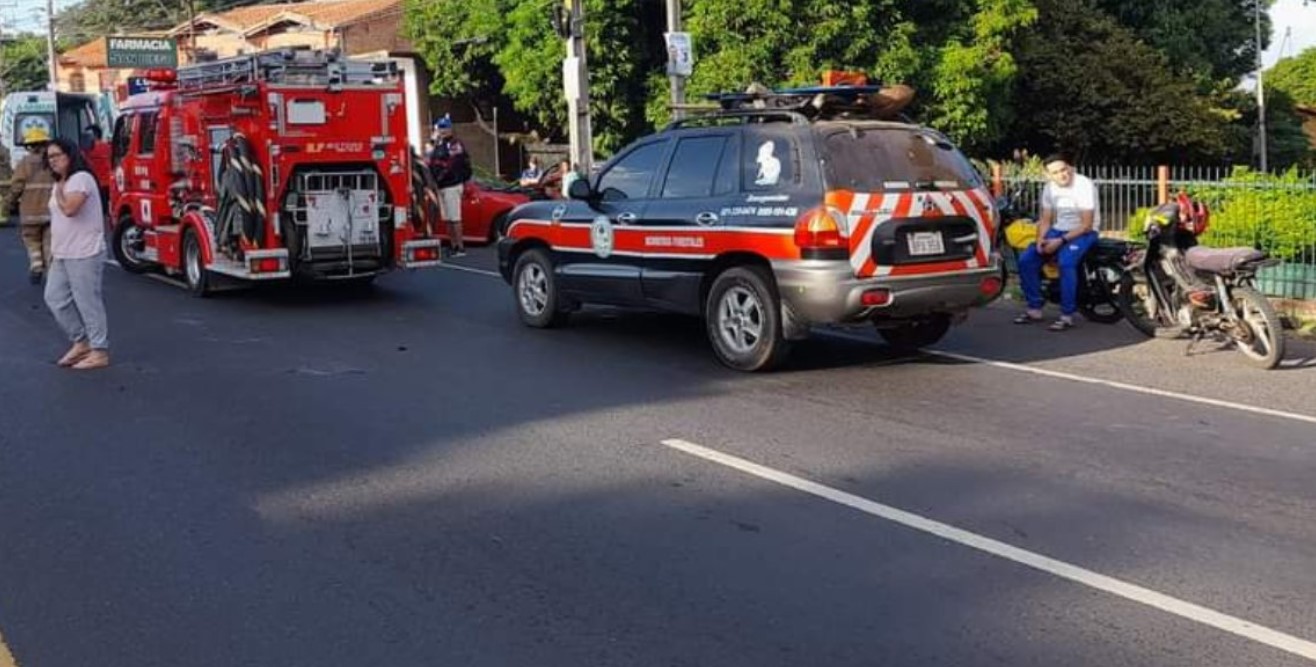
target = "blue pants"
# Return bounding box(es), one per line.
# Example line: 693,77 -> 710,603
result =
1017,229 -> 1098,316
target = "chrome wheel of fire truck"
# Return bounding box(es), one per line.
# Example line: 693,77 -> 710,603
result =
182,229 -> 212,298
705,266 -> 789,372
514,249 -> 567,328
112,215 -> 150,274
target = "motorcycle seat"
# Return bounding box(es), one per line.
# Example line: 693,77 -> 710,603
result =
1185,246 -> 1266,274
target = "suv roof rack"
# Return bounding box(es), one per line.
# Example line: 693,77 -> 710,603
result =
177,47 -> 398,91
664,82 -> 916,131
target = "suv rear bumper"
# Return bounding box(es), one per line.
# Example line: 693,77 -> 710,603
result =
773,259 -> 1003,324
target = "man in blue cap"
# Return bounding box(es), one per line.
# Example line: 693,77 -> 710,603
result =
427,115 -> 472,256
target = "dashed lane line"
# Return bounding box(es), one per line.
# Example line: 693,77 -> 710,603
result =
662,438 -> 1316,663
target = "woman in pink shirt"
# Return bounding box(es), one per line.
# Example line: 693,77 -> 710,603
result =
43,137 -> 110,370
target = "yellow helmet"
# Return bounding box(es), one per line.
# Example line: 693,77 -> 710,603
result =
21,124 -> 51,145
1004,219 -> 1039,251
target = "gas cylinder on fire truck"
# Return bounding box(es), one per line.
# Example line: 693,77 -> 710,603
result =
107,47 -> 442,296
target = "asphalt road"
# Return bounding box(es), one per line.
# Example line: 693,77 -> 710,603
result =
2,225 -> 1314,667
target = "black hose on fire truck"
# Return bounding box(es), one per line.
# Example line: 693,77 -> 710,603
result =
214,133 -> 267,257
409,148 -> 441,237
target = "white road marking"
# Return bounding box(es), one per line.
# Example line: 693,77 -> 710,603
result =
437,263 -> 501,278
927,348 -> 1316,426
820,330 -> 1316,426
439,261 -> 1316,426
661,438 -> 1316,662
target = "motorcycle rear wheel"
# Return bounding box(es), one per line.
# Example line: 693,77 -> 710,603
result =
1117,272 -> 1187,339
1230,287 -> 1285,370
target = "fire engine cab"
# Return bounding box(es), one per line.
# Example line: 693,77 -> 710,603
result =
108,47 -> 442,295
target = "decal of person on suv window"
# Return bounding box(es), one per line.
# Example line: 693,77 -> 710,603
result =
754,140 -> 781,186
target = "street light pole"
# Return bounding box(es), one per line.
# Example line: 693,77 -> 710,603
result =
1255,0 -> 1268,173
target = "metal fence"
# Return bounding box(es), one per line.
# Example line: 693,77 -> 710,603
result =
1000,165 -> 1316,301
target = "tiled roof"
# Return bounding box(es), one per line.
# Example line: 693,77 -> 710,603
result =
178,0 -> 400,36
62,1 -> 399,67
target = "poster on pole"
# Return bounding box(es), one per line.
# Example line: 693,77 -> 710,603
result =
665,32 -> 693,77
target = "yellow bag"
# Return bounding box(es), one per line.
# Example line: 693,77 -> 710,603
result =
1004,219 -> 1038,251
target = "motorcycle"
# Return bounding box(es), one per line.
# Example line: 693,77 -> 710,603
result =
1117,194 -> 1286,369
995,189 -> 1127,324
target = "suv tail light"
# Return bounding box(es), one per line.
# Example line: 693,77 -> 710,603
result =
794,207 -> 848,259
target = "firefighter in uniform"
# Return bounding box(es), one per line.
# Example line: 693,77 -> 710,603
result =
4,127 -> 56,284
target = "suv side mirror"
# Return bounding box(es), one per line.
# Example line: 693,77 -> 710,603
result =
568,177 -> 593,201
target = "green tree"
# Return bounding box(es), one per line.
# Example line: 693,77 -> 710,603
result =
1268,46 -> 1316,107
0,35 -> 51,94
1006,0 -> 1231,163
405,0 -> 663,156
680,0 -> 1036,150
1092,0 -> 1267,81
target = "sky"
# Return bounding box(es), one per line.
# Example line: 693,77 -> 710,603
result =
3,0 -> 1315,68
1264,0 -> 1316,68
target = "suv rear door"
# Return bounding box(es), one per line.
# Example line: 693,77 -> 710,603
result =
819,125 -> 995,279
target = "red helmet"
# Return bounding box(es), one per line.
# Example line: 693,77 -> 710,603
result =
1174,192 -> 1210,236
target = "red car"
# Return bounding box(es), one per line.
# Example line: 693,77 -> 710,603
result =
435,179 -> 531,246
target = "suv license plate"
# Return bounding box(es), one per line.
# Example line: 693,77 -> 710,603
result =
907,231 -> 945,256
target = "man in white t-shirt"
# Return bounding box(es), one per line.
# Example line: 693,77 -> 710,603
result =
1014,154 -> 1100,331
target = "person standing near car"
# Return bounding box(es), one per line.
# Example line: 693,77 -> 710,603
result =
428,115 -> 471,257
558,159 -> 579,199
1014,153 -> 1100,331
5,128 -> 56,284
43,137 -> 110,370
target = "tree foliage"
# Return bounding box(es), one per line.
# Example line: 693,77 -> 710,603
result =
1006,0 -> 1232,163
0,35 -> 51,94
404,0 -> 1282,165
1091,0 -> 1266,81
405,0 -> 662,155
1268,46 -> 1316,108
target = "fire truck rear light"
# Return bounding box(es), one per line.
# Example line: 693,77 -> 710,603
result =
413,246 -> 438,262
254,258 -> 281,273
979,275 -> 1003,298
861,288 -> 892,307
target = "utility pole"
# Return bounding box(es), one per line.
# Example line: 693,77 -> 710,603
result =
560,0 -> 593,174
665,0 -> 685,120
186,0 -> 197,63
1254,0 -> 1268,173
44,0 -> 57,90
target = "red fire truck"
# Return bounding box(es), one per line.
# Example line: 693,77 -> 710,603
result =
108,47 -> 442,295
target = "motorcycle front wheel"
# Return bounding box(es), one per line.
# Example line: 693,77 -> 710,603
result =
1230,287 -> 1285,369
